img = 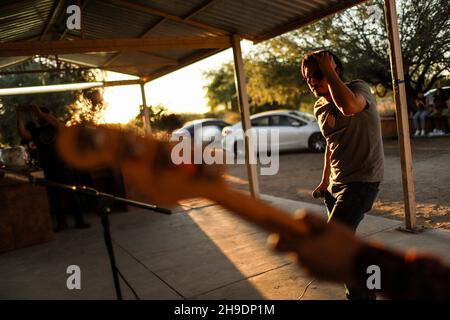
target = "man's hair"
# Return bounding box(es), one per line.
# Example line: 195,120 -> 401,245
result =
300,49 -> 344,79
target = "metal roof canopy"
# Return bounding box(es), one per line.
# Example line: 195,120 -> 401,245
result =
0,0 -> 367,79
0,0 -> 417,229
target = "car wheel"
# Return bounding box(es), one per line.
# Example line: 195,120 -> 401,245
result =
233,141 -> 239,160
308,133 -> 325,152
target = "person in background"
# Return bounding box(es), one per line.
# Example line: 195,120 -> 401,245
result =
269,211 -> 450,300
17,105 -> 90,231
412,93 -> 428,136
18,121 -> 39,167
428,84 -> 449,136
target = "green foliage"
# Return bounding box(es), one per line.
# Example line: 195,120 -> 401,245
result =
203,63 -> 238,112
204,0 -> 449,113
326,0 -> 449,95
132,104 -> 185,133
203,59 -> 308,114
439,76 -> 450,88
0,58 -> 105,146
246,59 -> 303,108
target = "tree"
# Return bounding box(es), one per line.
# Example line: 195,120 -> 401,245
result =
0,57 -> 105,146
131,103 -> 184,133
261,0 -> 449,100
246,58 -> 304,109
203,58 -> 306,114
203,62 -> 238,113
328,0 -> 449,101
204,0 -> 449,113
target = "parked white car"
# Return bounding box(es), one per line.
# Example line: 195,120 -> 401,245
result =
222,110 -> 325,156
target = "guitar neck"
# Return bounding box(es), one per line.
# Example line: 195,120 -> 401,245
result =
56,125 -> 311,238
205,186 -> 310,237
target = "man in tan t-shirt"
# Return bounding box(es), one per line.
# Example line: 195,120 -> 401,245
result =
300,50 -> 384,300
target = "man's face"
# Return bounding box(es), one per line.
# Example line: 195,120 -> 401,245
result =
303,60 -> 330,98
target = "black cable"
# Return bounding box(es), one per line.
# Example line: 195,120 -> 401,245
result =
116,267 -> 140,300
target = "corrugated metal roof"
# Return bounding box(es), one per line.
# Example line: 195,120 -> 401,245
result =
132,0 -> 208,18
83,1 -> 162,39
147,19 -> 213,39
0,0 -> 54,42
0,56 -> 30,69
0,0 -> 367,80
58,52 -> 116,67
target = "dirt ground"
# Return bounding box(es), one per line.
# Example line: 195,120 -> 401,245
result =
225,135 -> 450,230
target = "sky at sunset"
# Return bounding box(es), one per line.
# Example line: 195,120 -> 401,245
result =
102,41 -> 253,124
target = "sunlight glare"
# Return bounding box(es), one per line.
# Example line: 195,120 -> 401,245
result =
102,41 -> 253,124
102,86 -> 141,124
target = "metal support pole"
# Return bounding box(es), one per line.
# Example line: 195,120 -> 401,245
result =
384,0 -> 416,230
231,34 -> 260,198
140,80 -> 151,134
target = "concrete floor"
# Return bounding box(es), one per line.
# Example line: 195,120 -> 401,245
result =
1,194 -> 449,300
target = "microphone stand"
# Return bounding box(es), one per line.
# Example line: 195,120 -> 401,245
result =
0,167 -> 171,300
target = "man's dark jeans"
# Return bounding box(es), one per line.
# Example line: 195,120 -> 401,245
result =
324,181 -> 380,300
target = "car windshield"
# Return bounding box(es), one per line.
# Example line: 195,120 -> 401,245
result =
183,120 -> 229,128
289,111 -> 316,122
183,120 -> 230,134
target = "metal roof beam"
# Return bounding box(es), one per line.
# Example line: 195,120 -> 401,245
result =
0,61 -> 177,76
0,79 -> 141,96
183,0 -> 222,20
40,0 -> 66,40
139,51 -> 178,62
102,17 -> 169,67
100,53 -> 122,67
147,48 -> 226,81
102,0 -> 223,68
107,0 -> 230,36
1,37 -> 232,57
140,18 -> 168,38
103,0 -> 223,68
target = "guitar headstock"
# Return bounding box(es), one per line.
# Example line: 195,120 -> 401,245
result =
57,125 -> 225,207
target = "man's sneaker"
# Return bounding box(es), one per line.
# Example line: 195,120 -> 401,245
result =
420,130 -> 426,136
414,129 -> 420,136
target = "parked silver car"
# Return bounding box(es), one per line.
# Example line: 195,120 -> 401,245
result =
172,118 -> 231,148
222,110 -> 325,156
